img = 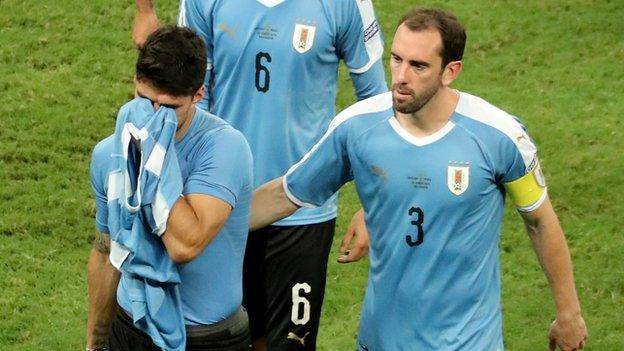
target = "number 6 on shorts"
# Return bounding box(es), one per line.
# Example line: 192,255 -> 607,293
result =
291,283 -> 311,325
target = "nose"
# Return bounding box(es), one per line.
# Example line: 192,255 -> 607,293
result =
393,62 -> 409,85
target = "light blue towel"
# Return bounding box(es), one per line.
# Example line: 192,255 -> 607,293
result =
106,97 -> 186,351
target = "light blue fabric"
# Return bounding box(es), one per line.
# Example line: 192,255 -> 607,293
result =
106,97 -> 185,351
179,0 -> 388,225
91,107 -> 253,326
285,92 -> 540,350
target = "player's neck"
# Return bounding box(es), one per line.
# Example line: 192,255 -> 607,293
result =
175,105 -> 196,140
395,88 -> 459,138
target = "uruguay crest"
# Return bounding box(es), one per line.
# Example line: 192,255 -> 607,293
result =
447,162 -> 470,195
292,23 -> 316,54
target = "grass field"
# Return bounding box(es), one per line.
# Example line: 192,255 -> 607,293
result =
0,0 -> 623,350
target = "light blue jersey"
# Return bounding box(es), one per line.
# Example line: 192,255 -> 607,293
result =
91,108 -> 253,325
284,91 -> 547,350
179,0 -> 387,225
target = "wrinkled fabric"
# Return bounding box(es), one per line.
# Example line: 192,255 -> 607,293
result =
106,97 -> 185,351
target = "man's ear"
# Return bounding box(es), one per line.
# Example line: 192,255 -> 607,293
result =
193,85 -> 205,104
441,60 -> 462,87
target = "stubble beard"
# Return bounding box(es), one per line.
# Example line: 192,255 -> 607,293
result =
392,81 -> 441,115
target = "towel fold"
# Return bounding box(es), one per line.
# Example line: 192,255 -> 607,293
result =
106,97 -> 186,351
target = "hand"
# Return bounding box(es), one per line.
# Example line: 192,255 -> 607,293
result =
132,9 -> 159,47
548,314 -> 588,351
337,208 -> 369,264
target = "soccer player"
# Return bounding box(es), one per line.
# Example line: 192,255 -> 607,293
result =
133,1 -> 388,350
86,26 -> 253,351
249,7 -> 588,351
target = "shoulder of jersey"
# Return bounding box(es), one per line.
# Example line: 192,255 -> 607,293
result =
327,91 -> 392,131
454,91 -> 527,139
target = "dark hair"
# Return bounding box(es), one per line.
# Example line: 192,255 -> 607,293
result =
397,8 -> 466,67
136,25 -> 207,97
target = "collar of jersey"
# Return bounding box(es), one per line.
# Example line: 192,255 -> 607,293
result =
388,117 -> 456,147
256,0 -> 287,7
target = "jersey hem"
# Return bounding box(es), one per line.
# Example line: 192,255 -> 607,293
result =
271,211 -> 338,226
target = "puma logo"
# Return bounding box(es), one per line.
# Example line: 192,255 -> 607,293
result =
287,331 -> 310,346
516,134 -> 527,142
217,23 -> 236,38
370,165 -> 387,182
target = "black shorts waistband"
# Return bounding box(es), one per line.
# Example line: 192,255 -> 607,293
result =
118,306 -> 249,340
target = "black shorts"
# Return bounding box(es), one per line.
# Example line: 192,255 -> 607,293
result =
242,219 -> 335,351
109,306 -> 251,351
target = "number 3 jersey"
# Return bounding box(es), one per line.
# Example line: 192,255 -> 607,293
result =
284,91 -> 547,350
179,0 -> 387,225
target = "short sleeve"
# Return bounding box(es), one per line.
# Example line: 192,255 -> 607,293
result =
336,0 -> 384,75
184,128 -> 253,208
335,0 -> 387,100
500,124 -> 548,212
284,117 -> 353,208
90,137 -> 113,234
178,0 -> 215,111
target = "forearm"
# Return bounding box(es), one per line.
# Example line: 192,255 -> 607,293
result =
524,201 -> 581,318
86,247 -> 120,348
161,196 -> 203,263
250,177 -> 299,231
136,0 -> 155,12
133,0 -> 159,47
162,194 -> 231,263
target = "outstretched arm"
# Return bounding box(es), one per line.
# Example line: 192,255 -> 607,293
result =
133,0 -> 160,47
86,232 -> 120,350
520,196 -> 587,351
250,177 -> 299,231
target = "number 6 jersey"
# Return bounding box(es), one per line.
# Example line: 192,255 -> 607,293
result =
284,91 -> 547,350
179,0 -> 387,225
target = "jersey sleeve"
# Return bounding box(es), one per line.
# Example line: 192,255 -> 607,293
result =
184,128 -> 253,208
90,137 -> 113,234
284,116 -> 353,208
178,0 -> 215,111
336,0 -> 387,100
499,123 -> 548,212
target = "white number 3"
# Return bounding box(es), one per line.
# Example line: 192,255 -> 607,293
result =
291,282 -> 311,325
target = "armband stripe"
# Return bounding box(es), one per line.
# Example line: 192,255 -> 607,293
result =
504,167 -> 547,210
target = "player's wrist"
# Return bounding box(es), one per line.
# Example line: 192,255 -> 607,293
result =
555,308 -> 582,322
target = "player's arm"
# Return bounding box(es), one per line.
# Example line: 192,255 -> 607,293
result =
86,231 -> 120,350
161,194 -> 232,263
250,177 -> 300,231
338,0 -> 388,100
519,197 -> 587,351
163,128 -> 251,263
133,0 -> 160,47
337,208 -> 370,263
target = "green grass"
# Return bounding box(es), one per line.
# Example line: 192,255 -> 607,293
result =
0,0 -> 622,350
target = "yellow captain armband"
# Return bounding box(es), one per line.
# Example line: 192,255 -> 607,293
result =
504,163 -> 547,212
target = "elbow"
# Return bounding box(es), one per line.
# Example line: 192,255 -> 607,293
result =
167,238 -> 207,264
166,228 -> 219,264
168,246 -> 202,264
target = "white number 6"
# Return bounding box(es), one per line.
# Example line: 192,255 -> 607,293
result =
291,282 -> 311,325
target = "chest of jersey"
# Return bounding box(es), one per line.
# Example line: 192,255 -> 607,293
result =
350,119 -> 505,258
353,122 -> 497,212
212,0 -> 339,91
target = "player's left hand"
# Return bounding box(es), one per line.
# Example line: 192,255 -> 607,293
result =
548,313 -> 588,351
337,208 -> 369,264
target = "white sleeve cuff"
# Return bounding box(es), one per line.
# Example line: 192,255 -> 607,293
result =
282,176 -> 317,209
